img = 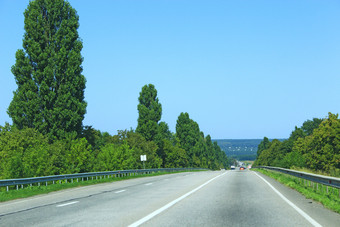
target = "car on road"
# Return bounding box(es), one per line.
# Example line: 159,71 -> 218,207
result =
230,165 -> 235,170
240,166 -> 246,170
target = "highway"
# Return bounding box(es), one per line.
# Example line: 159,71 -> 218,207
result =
0,169 -> 339,226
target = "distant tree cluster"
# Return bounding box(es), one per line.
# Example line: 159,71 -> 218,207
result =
0,84 -> 229,179
254,114 -> 340,175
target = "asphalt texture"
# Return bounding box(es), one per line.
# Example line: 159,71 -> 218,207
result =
0,169 -> 339,227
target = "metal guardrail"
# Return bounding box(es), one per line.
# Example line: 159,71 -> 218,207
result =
255,166 -> 340,189
0,168 -> 206,191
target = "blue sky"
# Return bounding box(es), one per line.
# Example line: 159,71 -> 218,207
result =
0,0 -> 339,139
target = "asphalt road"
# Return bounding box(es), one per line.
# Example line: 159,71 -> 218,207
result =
0,169 -> 339,226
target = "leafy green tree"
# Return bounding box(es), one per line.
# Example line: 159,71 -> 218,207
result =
205,135 -> 216,169
8,0 -> 87,140
176,113 -> 200,153
82,126 -> 112,154
257,137 -> 271,157
63,137 -> 93,173
255,139 -> 282,166
154,121 -> 173,166
112,130 -> 162,169
301,118 -> 323,136
0,125 -> 56,179
136,84 -> 162,141
279,151 -> 306,168
96,142 -> 137,171
298,113 -> 340,172
125,131 -> 162,168
163,139 -> 188,168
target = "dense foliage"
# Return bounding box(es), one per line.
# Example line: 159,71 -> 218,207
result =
176,112 -> 229,169
0,1 -> 229,180
254,113 -> 340,175
8,0 -> 86,140
1,83 -> 229,180
136,84 -> 162,141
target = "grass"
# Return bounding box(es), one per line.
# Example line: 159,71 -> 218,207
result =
0,170 -> 201,203
289,167 -> 340,178
253,168 -> 340,214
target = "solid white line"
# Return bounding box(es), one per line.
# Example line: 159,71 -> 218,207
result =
145,183 -> 153,186
56,201 -> 79,207
253,172 -> 322,227
115,190 -> 126,194
128,171 -> 227,227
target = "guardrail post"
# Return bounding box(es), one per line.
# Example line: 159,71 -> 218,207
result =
6,186 -> 9,191
16,185 -> 18,190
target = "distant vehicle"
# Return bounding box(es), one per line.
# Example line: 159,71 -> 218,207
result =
240,166 -> 246,170
230,165 -> 235,170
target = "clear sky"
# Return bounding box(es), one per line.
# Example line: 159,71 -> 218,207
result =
1,0 -> 339,139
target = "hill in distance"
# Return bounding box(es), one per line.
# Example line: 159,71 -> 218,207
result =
213,139 -> 286,161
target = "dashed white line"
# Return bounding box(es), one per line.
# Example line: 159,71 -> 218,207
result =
56,201 -> 79,207
115,190 -> 126,194
128,171 -> 227,227
145,183 -> 153,186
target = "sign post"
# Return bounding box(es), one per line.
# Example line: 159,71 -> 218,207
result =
140,155 -> 147,169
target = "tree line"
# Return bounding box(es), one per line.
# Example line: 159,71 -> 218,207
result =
0,0 -> 229,179
254,113 -> 340,176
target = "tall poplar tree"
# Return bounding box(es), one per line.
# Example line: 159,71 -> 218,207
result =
136,84 -> 162,141
8,0 -> 87,140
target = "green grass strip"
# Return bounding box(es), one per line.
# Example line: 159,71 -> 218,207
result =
253,168 -> 340,214
0,170 -> 204,203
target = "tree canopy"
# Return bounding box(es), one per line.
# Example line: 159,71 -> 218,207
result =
8,0 -> 87,140
254,113 -> 339,176
1,2 -> 229,180
136,84 -> 162,141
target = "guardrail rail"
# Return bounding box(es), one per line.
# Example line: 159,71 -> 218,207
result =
0,168 -> 206,191
254,166 -> 340,190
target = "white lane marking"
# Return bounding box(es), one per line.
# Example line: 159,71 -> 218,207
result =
56,201 -> 79,207
145,183 -> 153,186
254,172 -> 322,227
115,190 -> 126,194
128,171 -> 227,227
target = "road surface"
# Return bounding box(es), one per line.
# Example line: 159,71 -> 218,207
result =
0,169 -> 339,226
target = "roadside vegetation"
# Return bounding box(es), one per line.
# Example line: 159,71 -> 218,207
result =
254,114 -> 340,177
254,168 -> 340,214
0,0 -> 229,185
